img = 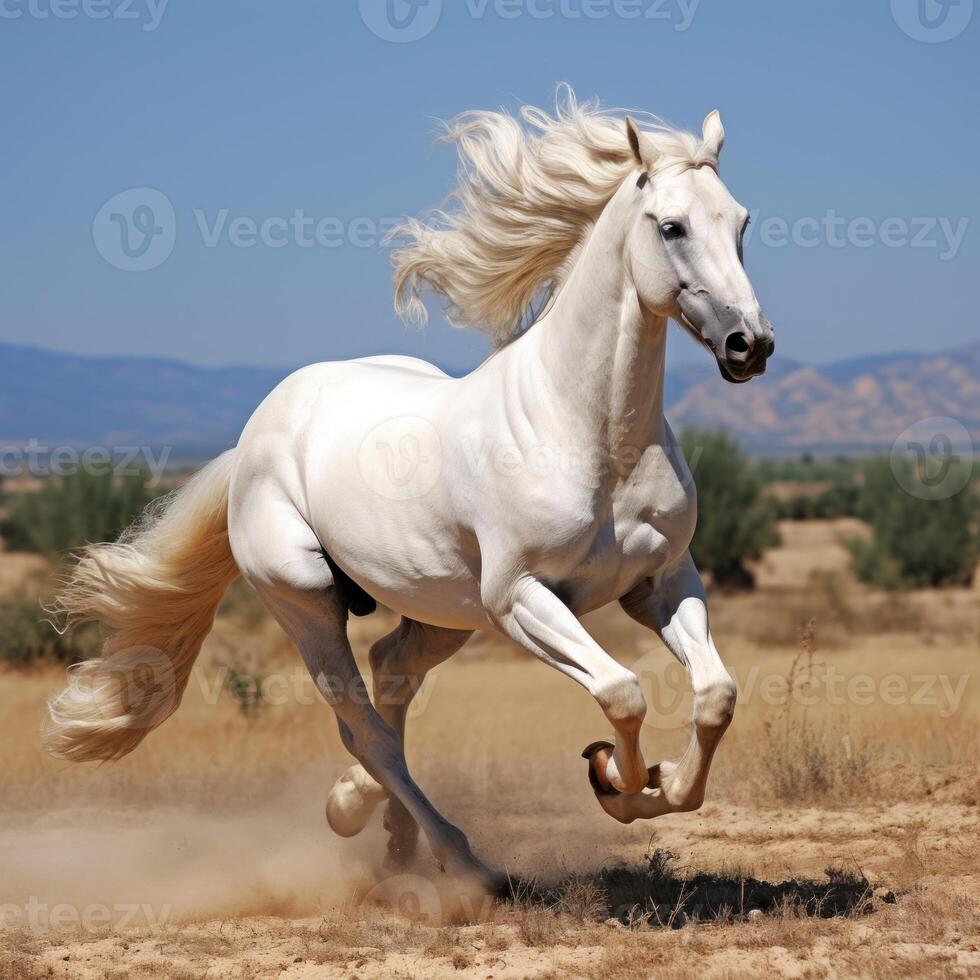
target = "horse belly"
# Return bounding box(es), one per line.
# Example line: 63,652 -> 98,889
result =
315,483 -> 487,628
302,394 -> 488,628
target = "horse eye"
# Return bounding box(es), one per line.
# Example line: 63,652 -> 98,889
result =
660,221 -> 686,241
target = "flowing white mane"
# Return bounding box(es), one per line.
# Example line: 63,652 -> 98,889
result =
391,87 -> 712,346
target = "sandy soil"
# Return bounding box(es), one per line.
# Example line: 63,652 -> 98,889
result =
1,520 -> 977,978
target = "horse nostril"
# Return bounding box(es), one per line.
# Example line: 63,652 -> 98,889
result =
725,331 -> 752,359
765,337 -> 775,358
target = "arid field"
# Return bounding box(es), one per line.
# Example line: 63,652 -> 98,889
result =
1,520 -> 977,979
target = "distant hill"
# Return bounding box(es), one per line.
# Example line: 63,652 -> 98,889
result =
667,346 -> 980,452
0,342 -> 290,459
2,339 -> 977,458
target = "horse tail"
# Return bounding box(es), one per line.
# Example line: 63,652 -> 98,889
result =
44,450 -> 239,762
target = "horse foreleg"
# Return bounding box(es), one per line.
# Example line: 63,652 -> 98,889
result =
597,551 -> 736,822
485,575 -> 651,795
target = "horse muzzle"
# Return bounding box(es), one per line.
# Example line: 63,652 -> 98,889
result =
715,321 -> 776,384
715,320 -> 775,384
677,290 -> 775,384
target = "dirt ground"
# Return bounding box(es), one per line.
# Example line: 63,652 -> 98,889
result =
1,520 -> 978,978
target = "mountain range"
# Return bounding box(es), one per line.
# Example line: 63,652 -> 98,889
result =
2,339 -> 977,458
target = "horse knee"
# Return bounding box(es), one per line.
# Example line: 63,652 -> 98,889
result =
594,668 -> 646,730
369,621 -> 412,675
694,678 -> 737,732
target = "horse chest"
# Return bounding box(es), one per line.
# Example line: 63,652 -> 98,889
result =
535,470 -> 697,613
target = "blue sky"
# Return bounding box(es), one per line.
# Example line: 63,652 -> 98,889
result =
1,0 -> 977,372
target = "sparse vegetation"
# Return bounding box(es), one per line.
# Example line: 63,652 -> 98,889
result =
757,455 -> 858,485
0,592 -> 99,665
0,471 -> 156,557
847,457 -> 977,588
763,619 -> 871,801
225,662 -> 267,718
0,470 -> 977,977
770,469 -> 862,520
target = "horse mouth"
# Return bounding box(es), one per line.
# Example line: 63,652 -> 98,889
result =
717,361 -> 757,385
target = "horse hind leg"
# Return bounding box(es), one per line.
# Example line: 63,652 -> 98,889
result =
372,620 -> 472,866
243,550 -> 492,887
326,618 -> 471,864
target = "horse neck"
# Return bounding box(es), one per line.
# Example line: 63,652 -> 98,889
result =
528,183 -> 669,457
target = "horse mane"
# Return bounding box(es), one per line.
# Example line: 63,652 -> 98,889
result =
390,86 -> 708,347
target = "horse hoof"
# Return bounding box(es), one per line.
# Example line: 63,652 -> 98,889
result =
581,740 -> 619,796
326,765 -> 387,837
582,741 -> 642,824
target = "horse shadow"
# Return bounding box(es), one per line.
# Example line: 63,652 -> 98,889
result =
509,848 -> 886,928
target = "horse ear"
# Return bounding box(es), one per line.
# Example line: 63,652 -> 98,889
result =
626,116 -> 659,171
701,109 -> 725,160
626,117 -> 644,165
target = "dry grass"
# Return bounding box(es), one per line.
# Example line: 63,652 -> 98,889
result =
0,519 -> 978,977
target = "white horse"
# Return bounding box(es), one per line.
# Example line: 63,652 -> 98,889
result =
47,92 -> 774,891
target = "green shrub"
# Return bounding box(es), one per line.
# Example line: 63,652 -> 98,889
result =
0,593 -> 100,666
774,471 -> 862,521
680,427 -> 780,590
847,457 -> 977,588
225,663 -> 267,719
0,471 -> 154,556
757,456 -> 856,485
813,472 -> 861,519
